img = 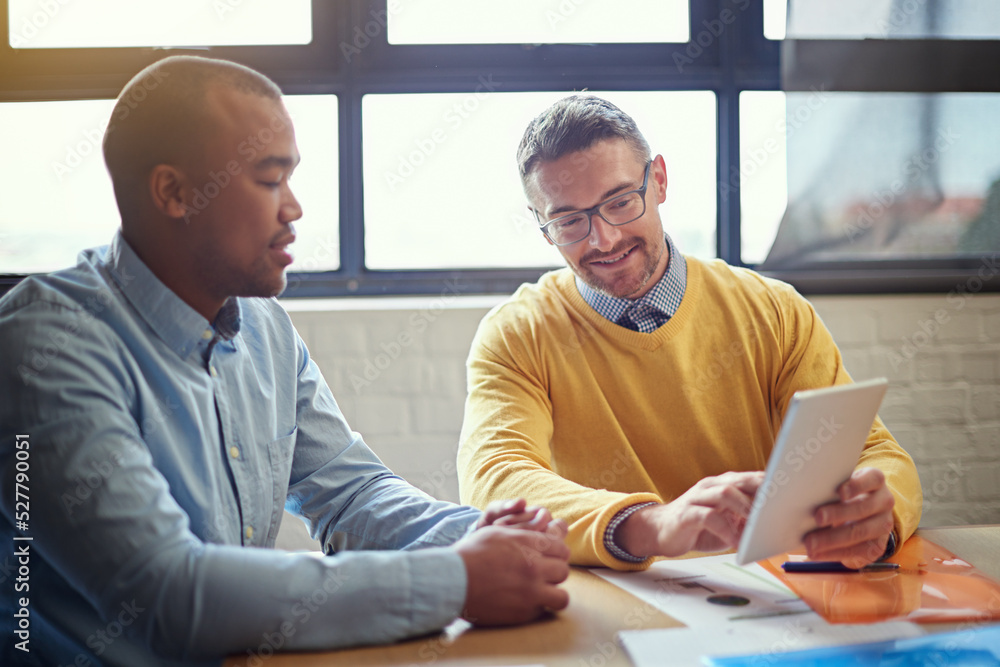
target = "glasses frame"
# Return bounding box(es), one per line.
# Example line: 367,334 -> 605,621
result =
535,160 -> 653,246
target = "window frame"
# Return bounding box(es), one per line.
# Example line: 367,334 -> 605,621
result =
2,0 -> 995,298
773,27 -> 1000,293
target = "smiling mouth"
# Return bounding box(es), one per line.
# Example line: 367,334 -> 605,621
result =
590,245 -> 636,266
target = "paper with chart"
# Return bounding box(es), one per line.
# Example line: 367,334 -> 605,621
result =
596,553 -> 926,667
593,552 -> 812,627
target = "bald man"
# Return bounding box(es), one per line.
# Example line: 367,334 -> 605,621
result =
0,56 -> 568,667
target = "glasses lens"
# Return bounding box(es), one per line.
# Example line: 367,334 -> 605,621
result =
599,192 -> 645,225
545,213 -> 591,245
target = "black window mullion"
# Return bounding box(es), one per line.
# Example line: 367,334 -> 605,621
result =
717,88 -> 741,266
339,81 -> 365,289
715,0 -> 741,266
783,39 -> 1000,93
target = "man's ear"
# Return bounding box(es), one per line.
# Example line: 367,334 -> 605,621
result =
148,164 -> 190,220
652,154 -> 668,205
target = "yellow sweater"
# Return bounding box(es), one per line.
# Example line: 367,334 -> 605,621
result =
458,258 -> 922,570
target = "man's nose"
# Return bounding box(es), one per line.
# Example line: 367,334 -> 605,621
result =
588,214 -> 622,251
281,187 -> 303,224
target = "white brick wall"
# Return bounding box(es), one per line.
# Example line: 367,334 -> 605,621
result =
275,290 -> 1000,549
815,292 -> 1000,528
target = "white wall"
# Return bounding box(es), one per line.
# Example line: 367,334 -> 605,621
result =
815,292 -> 1000,527
275,289 -> 1000,550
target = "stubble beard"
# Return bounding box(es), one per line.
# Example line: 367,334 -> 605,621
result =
198,253 -> 288,304
576,236 -> 664,300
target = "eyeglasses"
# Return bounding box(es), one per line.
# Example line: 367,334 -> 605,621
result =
535,161 -> 652,246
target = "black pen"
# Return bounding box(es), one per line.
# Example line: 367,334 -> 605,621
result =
781,561 -> 900,573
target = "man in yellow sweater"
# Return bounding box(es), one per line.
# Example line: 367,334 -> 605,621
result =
458,95 -> 922,571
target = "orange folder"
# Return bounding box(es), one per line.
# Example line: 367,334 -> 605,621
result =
759,536 -> 1000,624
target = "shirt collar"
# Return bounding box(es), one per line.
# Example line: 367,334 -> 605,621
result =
103,231 -> 242,361
576,233 -> 688,325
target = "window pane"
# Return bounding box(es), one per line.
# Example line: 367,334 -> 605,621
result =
740,92 -> 1000,268
783,0 -> 1000,40
739,91 -> 787,265
8,0 -> 311,49
0,95 -> 338,274
283,96 -> 340,273
362,91 -> 717,270
387,0 -> 688,44
763,0 -> 787,40
0,99 -> 119,273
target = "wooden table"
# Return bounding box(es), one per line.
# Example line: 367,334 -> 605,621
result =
224,525 -> 1000,666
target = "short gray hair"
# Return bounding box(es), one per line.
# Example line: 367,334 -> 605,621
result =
516,94 -> 651,183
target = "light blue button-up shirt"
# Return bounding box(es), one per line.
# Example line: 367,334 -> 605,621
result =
0,232 -> 478,666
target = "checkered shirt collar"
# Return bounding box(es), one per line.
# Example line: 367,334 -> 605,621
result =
575,234 -> 687,330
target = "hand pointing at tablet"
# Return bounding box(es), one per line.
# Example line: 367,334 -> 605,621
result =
615,471 -> 765,558
803,467 -> 897,569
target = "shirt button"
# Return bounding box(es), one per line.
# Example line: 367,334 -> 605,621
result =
245,525 -> 254,540
229,446 -> 240,459
210,366 -> 219,378
202,329 -> 213,341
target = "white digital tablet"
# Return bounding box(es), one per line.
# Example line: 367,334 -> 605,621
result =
735,377 -> 889,566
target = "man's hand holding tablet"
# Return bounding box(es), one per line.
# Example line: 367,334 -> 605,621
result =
804,466 -> 897,568
736,378 -> 892,566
